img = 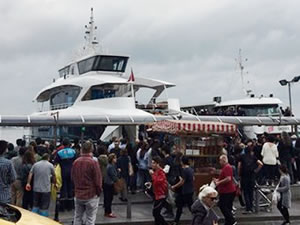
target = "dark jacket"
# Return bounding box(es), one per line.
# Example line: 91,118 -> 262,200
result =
191,199 -> 219,225
117,155 -> 130,180
104,163 -> 118,185
278,141 -> 294,163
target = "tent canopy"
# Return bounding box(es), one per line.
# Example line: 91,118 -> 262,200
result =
150,120 -> 237,135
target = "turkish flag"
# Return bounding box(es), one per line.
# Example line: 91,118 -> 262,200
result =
128,68 -> 135,82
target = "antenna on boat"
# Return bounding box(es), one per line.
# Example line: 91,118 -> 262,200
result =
83,8 -> 100,54
235,49 -> 252,96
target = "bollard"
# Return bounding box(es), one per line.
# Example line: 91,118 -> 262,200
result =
126,195 -> 132,219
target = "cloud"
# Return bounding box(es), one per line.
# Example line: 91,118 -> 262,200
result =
1,0 -> 300,117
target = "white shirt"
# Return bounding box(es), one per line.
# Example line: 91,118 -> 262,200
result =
261,142 -> 279,165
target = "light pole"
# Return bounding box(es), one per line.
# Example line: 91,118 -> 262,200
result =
279,75 -> 300,134
279,75 -> 300,116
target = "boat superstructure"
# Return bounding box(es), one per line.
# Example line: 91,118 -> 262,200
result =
181,50 -> 292,139
31,8 -> 178,140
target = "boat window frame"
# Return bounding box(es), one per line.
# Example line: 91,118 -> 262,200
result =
49,85 -> 81,110
92,55 -> 128,73
214,104 -> 280,116
81,83 -> 131,101
58,66 -> 70,77
78,56 -> 97,75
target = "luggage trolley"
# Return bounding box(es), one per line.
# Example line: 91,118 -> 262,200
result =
254,182 -> 273,213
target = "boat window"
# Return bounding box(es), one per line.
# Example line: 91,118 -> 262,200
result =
93,56 -> 128,72
241,105 -> 279,116
50,86 -> 80,110
58,66 -> 70,77
78,56 -> 96,75
214,104 -> 279,116
82,83 -> 130,101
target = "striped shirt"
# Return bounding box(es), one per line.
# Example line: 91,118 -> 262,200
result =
0,156 -> 16,203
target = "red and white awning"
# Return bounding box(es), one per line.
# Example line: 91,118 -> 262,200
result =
151,120 -> 237,135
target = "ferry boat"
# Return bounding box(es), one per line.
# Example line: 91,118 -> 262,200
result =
181,50 -> 293,139
31,8 -> 179,141
1,15 -> 299,140
181,95 -> 292,138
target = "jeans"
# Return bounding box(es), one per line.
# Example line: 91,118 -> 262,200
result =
137,168 -> 150,190
277,197 -> 290,223
32,192 -> 51,217
103,183 -> 114,214
73,196 -> 99,225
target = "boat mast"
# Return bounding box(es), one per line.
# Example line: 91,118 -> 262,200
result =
236,49 -> 251,96
83,8 -> 100,54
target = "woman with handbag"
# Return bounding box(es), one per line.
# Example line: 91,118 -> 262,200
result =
277,164 -> 291,225
103,153 -> 118,218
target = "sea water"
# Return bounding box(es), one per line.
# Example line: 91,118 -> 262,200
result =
0,127 -> 30,144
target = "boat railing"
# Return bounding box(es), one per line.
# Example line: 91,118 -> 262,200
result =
256,113 -> 281,117
136,100 -> 169,114
50,103 -> 73,110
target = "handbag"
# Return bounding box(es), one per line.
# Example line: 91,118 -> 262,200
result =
113,177 -> 125,194
272,184 -> 280,205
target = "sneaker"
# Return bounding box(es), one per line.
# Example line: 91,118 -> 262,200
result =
104,213 -> 117,218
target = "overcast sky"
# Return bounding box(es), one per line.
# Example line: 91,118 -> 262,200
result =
1,0 -> 300,116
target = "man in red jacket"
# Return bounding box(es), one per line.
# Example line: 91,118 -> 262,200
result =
150,156 -> 169,225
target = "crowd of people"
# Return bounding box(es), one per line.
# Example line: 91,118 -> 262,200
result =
0,130 -> 298,225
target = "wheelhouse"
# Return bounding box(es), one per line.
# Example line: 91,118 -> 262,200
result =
58,55 -> 129,77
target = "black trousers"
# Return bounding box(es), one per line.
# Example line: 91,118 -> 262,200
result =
174,193 -> 194,223
263,164 -> 277,182
22,189 -> 33,210
277,198 -> 290,223
153,198 -> 168,225
103,183 -> 114,214
219,192 -> 236,225
241,177 -> 255,211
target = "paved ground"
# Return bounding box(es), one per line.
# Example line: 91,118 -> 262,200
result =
238,222 -> 300,225
49,191 -> 300,225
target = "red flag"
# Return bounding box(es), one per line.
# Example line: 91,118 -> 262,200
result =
128,68 -> 135,82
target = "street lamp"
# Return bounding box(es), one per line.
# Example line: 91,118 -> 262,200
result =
279,75 -> 300,116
